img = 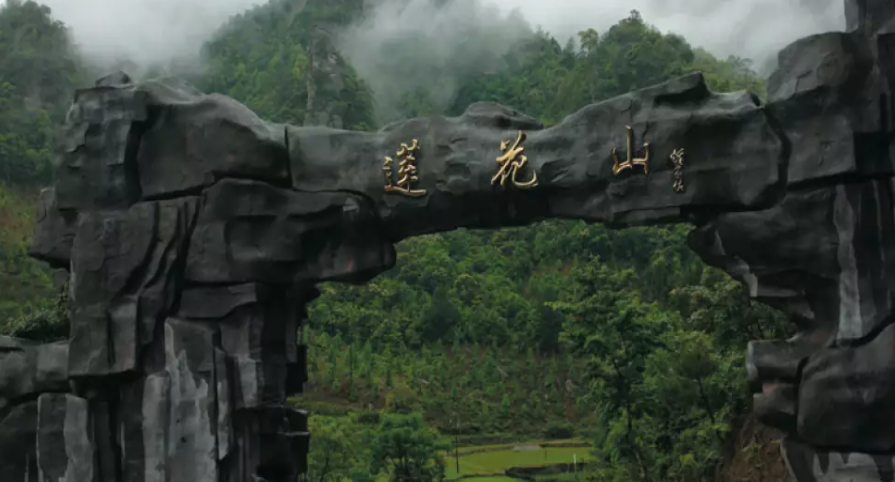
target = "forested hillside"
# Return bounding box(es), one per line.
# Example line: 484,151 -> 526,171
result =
0,1 -> 791,481
0,0 -> 79,335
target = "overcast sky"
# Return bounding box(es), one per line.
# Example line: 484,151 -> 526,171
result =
12,0 -> 844,73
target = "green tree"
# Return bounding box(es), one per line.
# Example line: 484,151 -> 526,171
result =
551,260 -> 668,481
634,329 -> 740,480
0,0 -> 83,185
200,0 -> 374,129
307,416 -> 362,482
369,413 -> 446,482
0,1 -> 83,325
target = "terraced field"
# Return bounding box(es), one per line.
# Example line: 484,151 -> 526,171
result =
461,478 -> 519,482
444,440 -> 591,481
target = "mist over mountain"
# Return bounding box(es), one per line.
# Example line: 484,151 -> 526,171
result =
498,0 -> 844,73
33,0 -> 843,76
334,0 -> 534,122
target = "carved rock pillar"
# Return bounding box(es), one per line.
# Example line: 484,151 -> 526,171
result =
687,1 -> 895,478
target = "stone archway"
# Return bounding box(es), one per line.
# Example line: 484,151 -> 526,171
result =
2,1 -> 894,481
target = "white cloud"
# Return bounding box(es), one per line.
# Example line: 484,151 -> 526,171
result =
492,0 -> 844,72
33,0 -> 843,73
36,0 -> 264,67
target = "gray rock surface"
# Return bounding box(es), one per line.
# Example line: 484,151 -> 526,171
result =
797,322 -> 895,451
0,400 -> 38,480
689,1 -> 895,479
184,180 -> 393,284
767,32 -> 891,185
846,0 -> 895,36
176,283 -> 310,409
783,438 -> 895,482
5,1 -> 895,481
135,90 -> 290,199
29,188 -> 77,269
37,394 -> 94,482
303,23 -> 351,129
0,337 -> 69,410
290,72 -> 784,237
68,197 -> 200,377
689,179 -> 895,346
55,82 -> 147,212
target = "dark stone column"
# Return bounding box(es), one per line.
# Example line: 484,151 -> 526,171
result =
688,2 -> 895,479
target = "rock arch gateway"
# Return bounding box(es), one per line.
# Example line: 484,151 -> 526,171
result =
2,1 -> 895,481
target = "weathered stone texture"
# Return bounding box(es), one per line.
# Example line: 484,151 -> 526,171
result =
184,180 -> 394,285
37,394 -> 94,482
846,0 -> 895,36
767,32 -> 892,184
29,188 -> 77,269
55,77 -> 147,211
0,401 -> 39,481
783,438 -> 895,482
797,322 -> 895,452
68,197 -> 200,377
289,72 -> 785,237
135,91 -> 291,199
689,179 -> 895,345
688,3 -> 895,480
0,338 -> 69,410
177,283 -> 309,409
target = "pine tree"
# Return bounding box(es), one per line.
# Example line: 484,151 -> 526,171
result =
566,354 -> 577,386
386,361 -> 393,388
306,326 -> 316,375
348,339 -> 356,391
326,335 -> 339,392
383,345 -> 394,388
362,353 -> 373,391
331,377 -> 341,395
451,333 -> 461,356
438,358 -> 447,389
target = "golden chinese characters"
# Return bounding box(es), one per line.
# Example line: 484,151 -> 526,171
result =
492,130 -> 538,189
611,126 -> 650,175
670,148 -> 685,193
383,139 -> 427,197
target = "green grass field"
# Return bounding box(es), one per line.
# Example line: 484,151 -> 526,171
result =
461,478 -> 519,482
454,439 -> 589,455
444,442 -> 592,480
534,473 -> 586,482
